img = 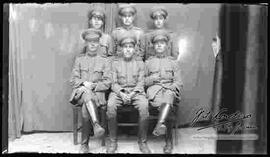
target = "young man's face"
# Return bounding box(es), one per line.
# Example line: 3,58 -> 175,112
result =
86,40 -> 100,54
120,13 -> 135,27
89,16 -> 104,30
122,43 -> 135,59
154,15 -> 166,29
154,40 -> 167,54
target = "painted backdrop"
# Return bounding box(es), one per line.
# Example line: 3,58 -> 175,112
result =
9,3 -> 220,134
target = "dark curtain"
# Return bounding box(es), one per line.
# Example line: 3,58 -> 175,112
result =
217,4 -> 267,154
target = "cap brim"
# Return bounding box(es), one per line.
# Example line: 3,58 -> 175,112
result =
119,7 -> 136,15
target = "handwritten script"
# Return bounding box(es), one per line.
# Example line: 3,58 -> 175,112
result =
191,107 -> 257,134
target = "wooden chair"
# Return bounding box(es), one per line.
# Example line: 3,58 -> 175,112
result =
72,105 -> 107,146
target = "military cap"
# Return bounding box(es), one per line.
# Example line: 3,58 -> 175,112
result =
81,28 -> 102,42
118,32 -> 137,46
150,6 -> 168,19
151,30 -> 170,43
118,3 -> 137,16
88,6 -> 105,20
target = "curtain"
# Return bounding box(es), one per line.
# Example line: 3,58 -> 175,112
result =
8,4 -> 24,140
241,5 -> 267,154
217,4 -> 267,154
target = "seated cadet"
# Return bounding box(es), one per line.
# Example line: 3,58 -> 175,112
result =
111,3 -> 145,61
87,5 -> 114,58
145,30 -> 184,154
106,33 -> 151,154
144,6 -> 179,60
69,28 -> 111,153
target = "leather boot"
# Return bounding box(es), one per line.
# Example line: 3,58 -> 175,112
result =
79,118 -> 92,153
153,103 -> 172,136
138,118 -> 151,154
106,117 -> 118,153
85,101 -> 105,137
163,121 -> 173,154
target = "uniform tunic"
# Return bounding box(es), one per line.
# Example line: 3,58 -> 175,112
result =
106,58 -> 149,119
111,26 -> 145,60
70,52 -> 111,119
145,54 -> 183,107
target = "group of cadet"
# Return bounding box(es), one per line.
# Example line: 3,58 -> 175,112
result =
69,4 -> 184,154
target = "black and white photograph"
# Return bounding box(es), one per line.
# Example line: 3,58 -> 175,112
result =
2,2 -> 267,154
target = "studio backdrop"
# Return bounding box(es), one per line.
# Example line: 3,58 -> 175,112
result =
9,3 -> 220,139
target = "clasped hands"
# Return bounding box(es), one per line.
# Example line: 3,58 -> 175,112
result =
82,81 -> 97,90
119,90 -> 136,105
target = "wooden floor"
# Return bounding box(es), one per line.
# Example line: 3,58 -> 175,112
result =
8,127 -> 217,154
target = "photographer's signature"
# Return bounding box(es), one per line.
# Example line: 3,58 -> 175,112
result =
191,107 -> 257,134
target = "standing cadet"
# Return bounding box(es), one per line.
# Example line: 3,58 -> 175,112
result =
111,3 -> 145,60
69,29 -> 111,153
87,5 -> 114,58
144,6 -> 179,60
145,30 -> 183,154
106,33 -> 151,154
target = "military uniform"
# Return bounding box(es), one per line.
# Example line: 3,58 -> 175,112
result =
70,29 -> 111,153
111,4 -> 145,60
106,32 -> 151,154
70,52 -> 111,108
145,55 -> 183,106
87,6 -> 114,58
144,6 -> 179,60
144,30 -> 183,154
107,58 -> 148,118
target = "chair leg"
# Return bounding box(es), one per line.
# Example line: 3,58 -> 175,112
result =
73,107 -> 78,145
100,108 -> 107,146
174,108 -> 179,146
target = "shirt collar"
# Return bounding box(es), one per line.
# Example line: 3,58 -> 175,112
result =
123,25 -> 134,30
156,53 -> 166,58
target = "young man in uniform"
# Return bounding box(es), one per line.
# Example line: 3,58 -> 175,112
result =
106,33 -> 151,154
145,30 -> 184,154
87,5 -> 114,58
111,3 -> 145,61
69,28 -> 111,153
144,6 -> 179,60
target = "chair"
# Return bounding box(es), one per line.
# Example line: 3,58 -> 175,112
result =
108,102 -> 178,146
72,105 -> 107,146
148,103 -> 179,146
117,105 -> 139,127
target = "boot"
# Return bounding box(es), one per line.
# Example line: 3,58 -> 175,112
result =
79,118 -> 92,153
163,121 -> 173,154
85,101 -> 105,137
106,117 -> 118,153
153,103 -> 172,136
138,118 -> 151,154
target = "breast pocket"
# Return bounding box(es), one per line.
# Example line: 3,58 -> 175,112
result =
149,69 -> 159,76
93,63 -> 105,82
164,67 -> 174,79
117,75 -> 126,85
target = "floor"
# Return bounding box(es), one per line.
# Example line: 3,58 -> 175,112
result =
8,127 -> 217,154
